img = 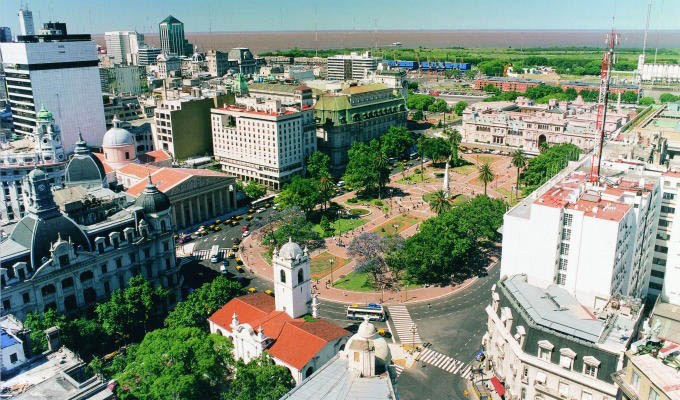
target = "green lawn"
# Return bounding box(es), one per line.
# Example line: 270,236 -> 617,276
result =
261,250 -> 273,265
334,271 -> 375,291
312,217 -> 366,238
496,187 -> 524,206
396,173 -> 437,184
473,155 -> 498,165
349,208 -> 370,216
334,271 -> 422,292
372,214 -> 421,237
452,164 -> 478,175
422,192 -> 469,206
310,252 -> 346,280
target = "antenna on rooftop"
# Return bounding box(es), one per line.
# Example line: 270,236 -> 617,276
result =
653,0 -> 664,63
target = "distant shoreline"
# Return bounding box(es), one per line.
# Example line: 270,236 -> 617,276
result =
92,30 -> 680,53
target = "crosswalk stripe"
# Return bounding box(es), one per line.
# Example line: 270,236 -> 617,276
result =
441,359 -> 456,371
417,347 -> 475,377
446,361 -> 461,373
453,362 -> 464,374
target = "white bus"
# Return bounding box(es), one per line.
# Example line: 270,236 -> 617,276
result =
209,245 -> 220,263
346,304 -> 386,321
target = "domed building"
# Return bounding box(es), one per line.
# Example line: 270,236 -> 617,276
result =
102,117 -> 138,170
0,167 -> 181,319
64,133 -> 108,189
209,238 -> 350,385
345,316 -> 392,374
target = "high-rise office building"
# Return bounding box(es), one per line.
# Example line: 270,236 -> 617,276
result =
17,7 -> 34,36
159,15 -> 191,57
104,31 -> 144,65
0,27 -> 12,43
136,45 -> 161,66
40,21 -> 68,36
326,51 -> 379,80
0,34 -> 107,152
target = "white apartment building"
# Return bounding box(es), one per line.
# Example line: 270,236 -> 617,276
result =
327,51 -> 379,80
652,171 -> 680,304
501,163 -> 660,309
211,98 -> 316,189
0,36 -> 106,152
104,31 -> 144,65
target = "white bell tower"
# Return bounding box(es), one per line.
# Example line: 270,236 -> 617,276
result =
273,238 -> 311,318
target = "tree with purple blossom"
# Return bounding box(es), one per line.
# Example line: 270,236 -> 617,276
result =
347,233 -> 404,300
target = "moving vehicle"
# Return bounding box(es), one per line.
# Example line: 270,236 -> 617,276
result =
264,203 -> 271,208
234,215 -> 242,220
264,289 -> 273,296
228,250 -> 235,258
242,230 -> 250,237
230,220 -> 239,226
223,219 -> 232,225
233,238 -> 241,245
346,304 -> 386,321
246,215 -> 253,221
178,233 -> 192,244
220,263 -> 228,275
212,225 -> 222,232
256,207 -> 266,213
209,245 -> 221,263
249,208 -> 255,213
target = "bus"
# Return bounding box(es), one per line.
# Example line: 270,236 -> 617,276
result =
209,245 -> 220,263
251,194 -> 277,209
346,304 -> 386,321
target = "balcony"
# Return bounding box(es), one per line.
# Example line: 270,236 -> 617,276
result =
611,370 -> 639,400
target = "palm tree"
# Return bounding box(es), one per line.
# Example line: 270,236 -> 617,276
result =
318,175 -> 334,213
428,190 -> 451,215
478,162 -> 495,196
511,149 -> 527,198
445,129 -> 462,167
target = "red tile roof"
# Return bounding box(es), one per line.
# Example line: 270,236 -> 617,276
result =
209,294 -> 350,370
92,153 -> 113,173
138,150 -> 172,164
125,167 -> 231,196
208,293 -> 276,332
117,163 -> 160,179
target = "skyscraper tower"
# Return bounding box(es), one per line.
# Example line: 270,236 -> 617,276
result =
18,6 -> 35,36
159,15 -> 191,56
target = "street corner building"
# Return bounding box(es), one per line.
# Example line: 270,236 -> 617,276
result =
208,239 -> 351,385
0,160 -> 181,320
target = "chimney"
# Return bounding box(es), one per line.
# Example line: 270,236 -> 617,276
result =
44,326 -> 61,353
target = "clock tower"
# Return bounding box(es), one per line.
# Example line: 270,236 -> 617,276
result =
25,168 -> 60,219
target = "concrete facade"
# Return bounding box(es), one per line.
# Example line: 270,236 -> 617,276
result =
327,51 -> 378,80
212,99 -> 316,189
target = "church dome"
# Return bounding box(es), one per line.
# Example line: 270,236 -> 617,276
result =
36,106 -> 54,121
65,133 -> 106,188
102,119 -> 135,147
28,168 -> 47,181
135,176 -> 171,214
345,317 -> 392,368
278,238 -> 303,260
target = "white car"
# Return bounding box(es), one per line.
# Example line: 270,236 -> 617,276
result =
272,205 -> 278,210
220,264 -> 228,275
256,207 -> 266,213
242,230 -> 250,237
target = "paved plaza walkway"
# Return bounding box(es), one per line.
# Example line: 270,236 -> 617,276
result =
238,154 -> 511,305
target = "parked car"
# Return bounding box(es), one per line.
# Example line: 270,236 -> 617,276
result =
243,230 -> 250,237
220,264 -> 228,275
256,207 -> 266,213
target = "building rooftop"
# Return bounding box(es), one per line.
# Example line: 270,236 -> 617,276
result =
503,274 -> 641,351
341,83 -> 389,94
125,167 -> 229,196
280,354 -> 396,400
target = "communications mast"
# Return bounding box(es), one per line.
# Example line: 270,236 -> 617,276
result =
589,27 -> 620,182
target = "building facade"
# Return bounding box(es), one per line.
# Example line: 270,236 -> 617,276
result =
0,27 -> 11,43
0,108 -> 66,225
227,48 -> 258,75
651,171 -> 680,303
461,97 -> 631,154
0,35 -> 107,151
137,45 -> 161,66
501,166 -> 659,308
327,51 -> 378,80
153,91 -> 235,160
484,275 -> 643,400
0,167 -> 182,320
211,98 -> 316,189
209,240 -> 350,385
104,31 -> 144,65
206,50 -> 232,77
314,83 -> 408,173
156,54 -> 181,79
247,82 -> 314,107
159,15 -> 191,57
17,7 -> 34,36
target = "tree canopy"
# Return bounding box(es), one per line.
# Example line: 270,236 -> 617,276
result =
242,182 -> 267,200
660,93 -> 680,103
427,98 -> 449,113
407,94 -> 436,110
115,327 -> 232,400
520,143 -> 581,194
391,196 -> 506,285
165,276 -> 245,330
96,275 -> 168,344
225,355 -> 295,400
306,151 -> 331,179
453,101 -> 468,116
380,126 -> 414,159
348,233 -> 404,292
343,139 -> 390,196
276,176 -> 322,215
418,137 -> 451,163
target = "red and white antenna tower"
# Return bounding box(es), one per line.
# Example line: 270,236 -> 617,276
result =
589,26 -> 620,183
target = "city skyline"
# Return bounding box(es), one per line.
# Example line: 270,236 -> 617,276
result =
1,0 -> 679,36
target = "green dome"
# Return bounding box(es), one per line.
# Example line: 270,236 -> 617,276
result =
36,106 -> 54,121
135,177 -> 171,214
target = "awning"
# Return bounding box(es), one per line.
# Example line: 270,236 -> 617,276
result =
490,376 -> 505,397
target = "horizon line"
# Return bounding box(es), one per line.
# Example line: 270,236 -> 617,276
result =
92,28 -> 680,35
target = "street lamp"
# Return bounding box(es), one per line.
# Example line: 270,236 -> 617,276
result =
410,323 -> 418,350
329,258 -> 335,287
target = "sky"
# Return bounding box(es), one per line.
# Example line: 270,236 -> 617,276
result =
0,0 -> 678,35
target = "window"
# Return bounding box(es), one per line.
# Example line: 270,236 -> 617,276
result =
556,273 -> 567,285
2,299 -> 10,310
558,258 -> 568,271
651,269 -> 665,279
558,382 -> 569,396
649,388 -> 660,400
22,293 -> 30,304
297,269 -> 304,284
661,206 -> 675,214
280,269 -> 286,283
101,264 -> 108,274
655,245 -> 668,254
116,258 -> 122,269
653,257 -> 667,266
559,348 -> 575,370
561,228 -> 571,241
581,392 -> 592,400
632,371 -> 640,391
663,192 -> 675,200
538,347 -> 551,361
10,353 -> 18,363
563,213 -> 573,226
584,363 -> 597,377
659,219 -> 672,228
650,282 -> 664,290
560,243 -> 570,256
62,277 -> 74,289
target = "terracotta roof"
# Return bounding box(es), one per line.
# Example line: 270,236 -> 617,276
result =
138,150 -> 172,164
117,163 -> 160,179
209,294 -> 350,370
208,293 -> 276,332
125,167 -> 230,196
267,320 -> 349,370
92,153 -> 113,173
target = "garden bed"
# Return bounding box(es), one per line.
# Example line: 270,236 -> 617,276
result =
349,208 -> 371,217
372,214 -> 421,237
310,252 -> 347,280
